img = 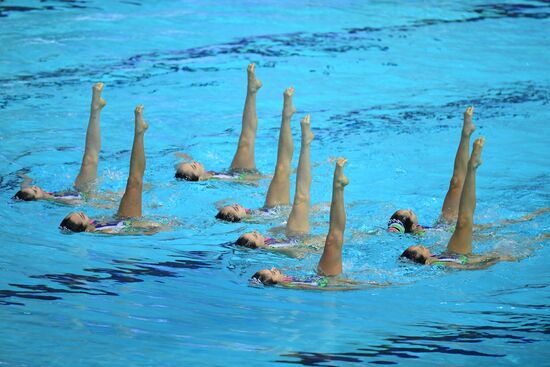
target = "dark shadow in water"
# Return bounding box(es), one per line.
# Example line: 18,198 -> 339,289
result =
276,313 -> 549,365
0,2 -> 548,107
319,82 -> 550,142
0,250 -> 221,306
348,1 -> 550,35
0,0 -> 94,17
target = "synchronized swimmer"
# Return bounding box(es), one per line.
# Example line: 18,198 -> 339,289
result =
14,82 -> 107,203
388,106 -> 476,234
60,105 -> 159,235
13,63 -> 546,290
175,63 -> 263,182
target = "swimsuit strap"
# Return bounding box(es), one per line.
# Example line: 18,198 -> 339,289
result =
264,237 -> 277,245
210,171 -> 242,180
264,237 -> 293,248
51,191 -> 82,200
94,220 -> 127,231
432,254 -> 469,265
284,275 -> 328,288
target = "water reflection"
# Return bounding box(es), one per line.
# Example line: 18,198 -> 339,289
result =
277,312 -> 550,365
0,251 -> 221,306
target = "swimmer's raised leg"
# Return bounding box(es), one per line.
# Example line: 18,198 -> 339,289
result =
286,114 -> 314,236
318,158 -> 349,276
117,105 -> 148,218
264,87 -> 296,208
446,137 -> 484,255
74,82 -> 107,191
230,63 -> 262,171
440,106 -> 476,222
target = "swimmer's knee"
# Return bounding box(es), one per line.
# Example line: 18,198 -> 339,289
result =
325,232 -> 343,247
81,155 -> 99,167
125,176 -> 143,189
448,175 -> 464,190
456,214 -> 473,229
293,193 -> 309,205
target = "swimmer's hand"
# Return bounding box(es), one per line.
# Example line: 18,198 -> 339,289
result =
17,173 -> 34,189
175,152 -> 193,161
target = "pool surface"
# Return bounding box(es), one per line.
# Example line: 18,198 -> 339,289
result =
0,1 -> 549,366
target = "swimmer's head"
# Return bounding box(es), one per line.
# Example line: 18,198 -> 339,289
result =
14,185 -> 47,201
251,267 -> 286,285
400,245 -> 431,264
389,209 -> 418,233
175,161 -> 206,181
216,203 -> 248,222
60,211 -> 92,233
236,230 -> 266,249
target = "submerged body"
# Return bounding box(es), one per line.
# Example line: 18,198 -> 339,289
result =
388,106 -> 476,234
60,105 -> 158,235
251,158 -> 358,289
400,137 -> 519,270
14,83 -> 107,202
216,86 -> 297,222
176,63 -> 263,182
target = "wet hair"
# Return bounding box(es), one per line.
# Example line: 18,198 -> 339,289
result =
235,234 -> 258,248
59,216 -> 87,233
216,208 -> 242,222
14,190 -> 35,201
390,211 -> 414,233
400,247 -> 428,264
175,170 -> 199,181
251,271 -> 276,285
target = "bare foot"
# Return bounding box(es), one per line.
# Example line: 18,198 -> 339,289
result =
462,106 -> 475,137
300,114 -> 314,144
335,158 -> 349,188
247,63 -> 262,93
283,87 -> 296,119
134,105 -> 148,134
92,82 -> 107,111
470,136 -> 484,168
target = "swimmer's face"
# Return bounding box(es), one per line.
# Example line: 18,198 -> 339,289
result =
237,230 -> 265,248
19,185 -> 46,200
217,204 -> 248,222
401,244 -> 431,264
255,267 -> 286,284
391,208 -> 419,233
61,211 -> 91,232
409,245 -> 431,259
396,209 -> 418,226
176,161 -> 205,181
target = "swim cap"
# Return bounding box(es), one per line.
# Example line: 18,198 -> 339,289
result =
387,218 -> 405,234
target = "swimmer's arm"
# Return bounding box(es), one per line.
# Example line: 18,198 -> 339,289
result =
499,207 -> 549,225
131,220 -> 162,229
448,254 -> 517,270
475,207 -> 549,230
127,220 -> 167,235
281,279 -> 392,291
225,171 -> 264,182
269,236 -> 325,258
17,173 -> 33,189
269,246 -> 308,259
175,152 -> 193,163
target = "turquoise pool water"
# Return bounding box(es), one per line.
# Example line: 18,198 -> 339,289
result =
1,1 -> 549,365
